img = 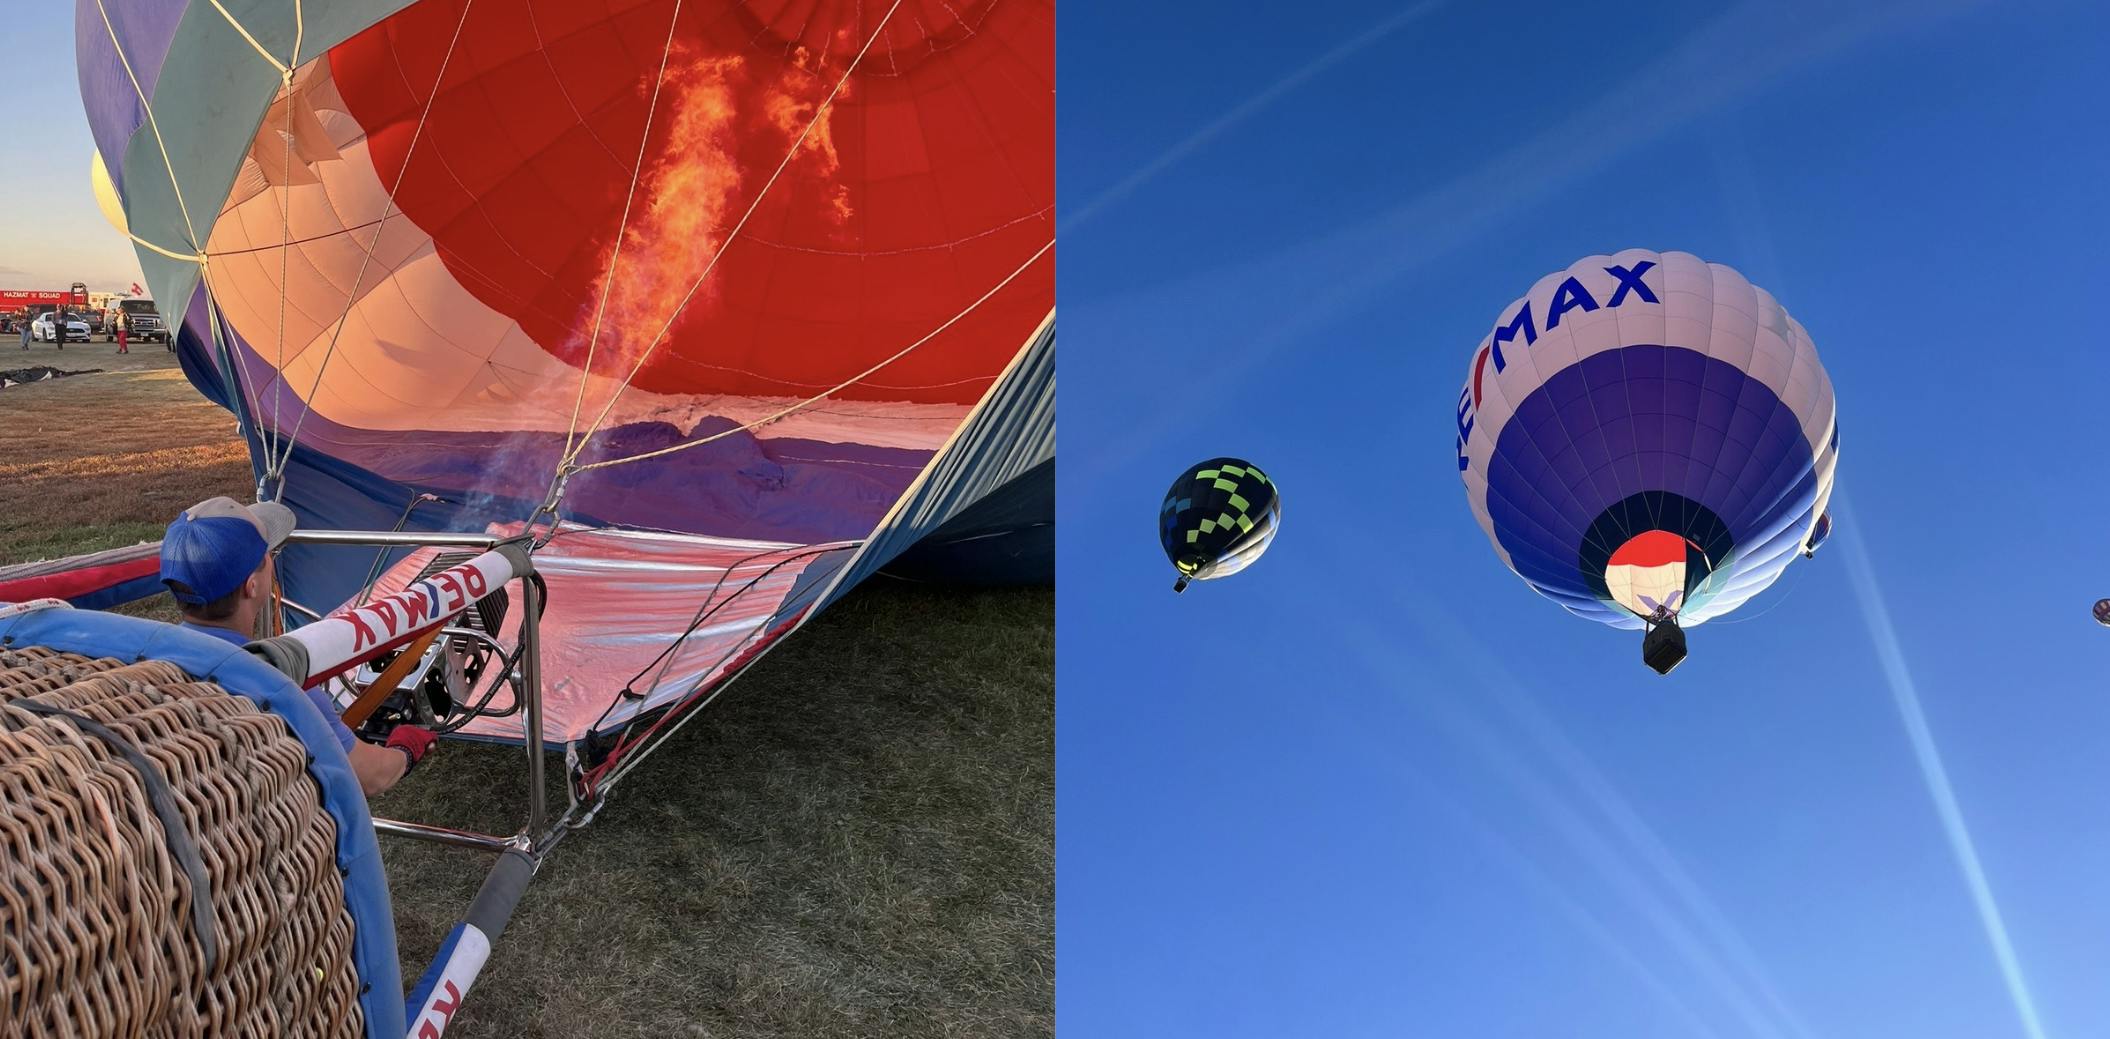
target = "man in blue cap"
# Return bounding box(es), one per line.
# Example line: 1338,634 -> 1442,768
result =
161,495 -> 434,796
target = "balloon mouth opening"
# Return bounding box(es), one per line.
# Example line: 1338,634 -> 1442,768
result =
1579,492 -> 1736,620
1606,530 -> 1692,619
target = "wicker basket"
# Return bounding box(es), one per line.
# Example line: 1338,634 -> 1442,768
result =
0,646 -> 367,1038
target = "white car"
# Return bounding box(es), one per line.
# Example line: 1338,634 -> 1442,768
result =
31,313 -> 89,345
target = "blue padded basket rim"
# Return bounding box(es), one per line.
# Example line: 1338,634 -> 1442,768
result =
0,607 -> 404,1039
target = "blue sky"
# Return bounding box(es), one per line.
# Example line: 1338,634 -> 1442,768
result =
0,3 -> 142,291
1057,2 -> 2110,1037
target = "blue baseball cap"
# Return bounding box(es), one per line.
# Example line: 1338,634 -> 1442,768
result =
160,497 -> 296,605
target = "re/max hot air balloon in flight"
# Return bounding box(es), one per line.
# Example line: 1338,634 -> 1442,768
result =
1455,250 -> 1838,674
1161,458 -> 1280,593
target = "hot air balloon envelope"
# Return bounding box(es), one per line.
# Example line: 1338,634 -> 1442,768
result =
1456,250 -> 1838,630
1160,458 -> 1279,592
75,0 -> 1053,823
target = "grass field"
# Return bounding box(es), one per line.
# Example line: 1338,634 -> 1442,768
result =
0,345 -> 1053,1037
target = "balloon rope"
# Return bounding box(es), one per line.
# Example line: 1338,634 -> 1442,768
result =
269,63 -> 300,476
1709,557 -> 1807,626
565,238 -> 1052,474
591,543 -> 815,734
203,0 -> 292,76
269,0 -> 307,474
267,0 -> 305,470
558,0 -> 690,470
591,544 -> 849,795
92,0 -> 203,250
125,233 -> 206,263
196,265 -> 276,490
268,0 -> 478,499
559,0 -> 908,473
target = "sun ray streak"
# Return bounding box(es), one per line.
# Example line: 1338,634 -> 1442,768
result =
1375,741 -> 1735,1039
1059,0 -> 1449,234
1353,582 -> 1822,1036
1836,501 -> 2048,1039
1311,530 -> 1819,1037
1324,606 -> 1807,1032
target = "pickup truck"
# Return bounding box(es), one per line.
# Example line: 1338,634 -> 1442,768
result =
112,299 -> 168,344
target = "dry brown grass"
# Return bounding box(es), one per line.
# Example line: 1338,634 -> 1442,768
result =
0,353 -> 252,565
0,344 -> 1053,1037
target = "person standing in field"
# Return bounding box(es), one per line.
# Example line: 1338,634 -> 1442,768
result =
113,309 -> 128,353
19,311 -> 30,349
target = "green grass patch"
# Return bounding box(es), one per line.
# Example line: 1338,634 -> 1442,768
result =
380,581 -> 1053,1038
0,519 -> 167,565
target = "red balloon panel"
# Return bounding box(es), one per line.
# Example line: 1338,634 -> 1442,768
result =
329,0 -> 1052,404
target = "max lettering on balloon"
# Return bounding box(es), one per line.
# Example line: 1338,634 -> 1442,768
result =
345,561 -> 490,654
1456,261 -> 1659,471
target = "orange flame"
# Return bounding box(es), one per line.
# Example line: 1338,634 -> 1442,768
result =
582,51 -> 742,385
576,44 -> 854,401
767,47 -> 852,223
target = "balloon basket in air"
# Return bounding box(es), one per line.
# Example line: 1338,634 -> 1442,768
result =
1642,616 -> 1688,675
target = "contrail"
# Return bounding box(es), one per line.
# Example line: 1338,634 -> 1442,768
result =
1412,605 -> 1823,1039
1836,500 -> 2048,1039
1337,622 -> 1792,1039
1065,0 -> 1988,491
1311,526 -> 1820,1037
1378,743 -> 1734,1039
1060,1 -> 1450,235
1320,545 -> 1814,1036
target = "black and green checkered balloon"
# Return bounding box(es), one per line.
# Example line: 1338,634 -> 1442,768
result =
1159,458 -> 1280,593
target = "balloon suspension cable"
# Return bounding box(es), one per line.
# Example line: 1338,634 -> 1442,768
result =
562,0 -> 908,467
258,413 -> 292,502
270,0 -> 476,484
604,544 -> 803,710
526,470 -> 573,550
1685,536 -> 1715,572
588,544 -> 849,797
566,239 -> 1052,475
92,0 -> 203,252
559,0 -> 688,466
351,493 -> 452,608
269,64 -> 298,477
195,269 -> 278,502
203,0 -> 293,76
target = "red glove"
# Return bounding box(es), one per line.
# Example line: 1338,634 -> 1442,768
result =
385,725 -> 438,773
